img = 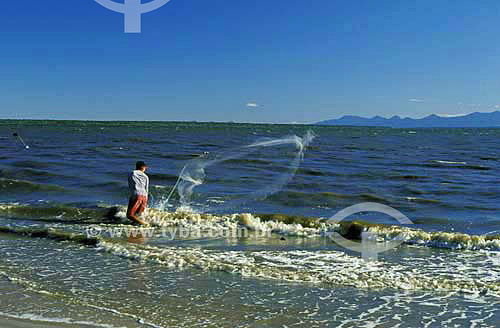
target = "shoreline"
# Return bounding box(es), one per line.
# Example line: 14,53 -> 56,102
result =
0,315 -> 105,328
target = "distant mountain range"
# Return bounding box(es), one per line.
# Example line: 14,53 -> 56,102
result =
316,111 -> 500,128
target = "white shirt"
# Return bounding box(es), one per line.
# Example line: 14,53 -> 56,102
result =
128,170 -> 149,196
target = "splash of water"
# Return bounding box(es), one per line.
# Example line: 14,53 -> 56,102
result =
158,131 -> 315,212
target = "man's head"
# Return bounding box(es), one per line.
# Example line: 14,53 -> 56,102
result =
136,161 -> 148,171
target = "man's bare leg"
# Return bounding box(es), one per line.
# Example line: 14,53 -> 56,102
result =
127,213 -> 148,225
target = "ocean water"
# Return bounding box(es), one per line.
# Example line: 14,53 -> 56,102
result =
0,120 -> 499,327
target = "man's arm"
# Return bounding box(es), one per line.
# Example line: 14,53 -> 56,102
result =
128,173 -> 133,191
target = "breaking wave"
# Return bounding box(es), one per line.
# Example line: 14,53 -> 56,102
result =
1,220 -> 498,293
1,203 -> 499,252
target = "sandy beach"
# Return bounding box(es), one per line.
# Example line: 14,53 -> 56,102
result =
1,315 -> 99,328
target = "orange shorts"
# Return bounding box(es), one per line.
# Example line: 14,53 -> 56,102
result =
127,195 -> 148,218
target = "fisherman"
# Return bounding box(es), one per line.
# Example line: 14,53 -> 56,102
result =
127,161 -> 149,225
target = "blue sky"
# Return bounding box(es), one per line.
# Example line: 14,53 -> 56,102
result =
1,0 -> 500,123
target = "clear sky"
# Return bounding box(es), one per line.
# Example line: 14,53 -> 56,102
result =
1,0 -> 500,123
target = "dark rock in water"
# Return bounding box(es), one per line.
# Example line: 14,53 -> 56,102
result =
13,133 -> 18,137
280,237 -> 286,241
103,206 -> 121,222
337,221 -> 368,240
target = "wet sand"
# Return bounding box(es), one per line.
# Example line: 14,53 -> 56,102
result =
1,315 -> 99,328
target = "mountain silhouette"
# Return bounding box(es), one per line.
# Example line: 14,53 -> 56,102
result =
316,111 -> 500,128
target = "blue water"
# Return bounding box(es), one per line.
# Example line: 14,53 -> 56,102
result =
1,121 -> 498,234
0,120 -> 499,328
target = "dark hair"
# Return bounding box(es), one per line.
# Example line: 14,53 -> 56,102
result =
136,161 -> 147,170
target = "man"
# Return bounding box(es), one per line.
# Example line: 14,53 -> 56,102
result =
127,161 -> 149,225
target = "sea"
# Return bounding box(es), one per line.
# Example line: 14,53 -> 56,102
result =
0,120 -> 498,327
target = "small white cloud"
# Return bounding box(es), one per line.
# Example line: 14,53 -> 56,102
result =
436,113 -> 469,118
408,98 -> 424,103
246,103 -> 259,108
